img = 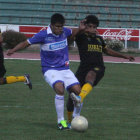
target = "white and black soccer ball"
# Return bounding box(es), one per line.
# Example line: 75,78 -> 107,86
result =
71,116 -> 88,132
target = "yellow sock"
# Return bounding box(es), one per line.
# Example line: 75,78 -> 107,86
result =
80,83 -> 93,102
67,111 -> 73,123
6,76 -> 26,84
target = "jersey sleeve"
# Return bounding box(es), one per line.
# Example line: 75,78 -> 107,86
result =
27,30 -> 47,44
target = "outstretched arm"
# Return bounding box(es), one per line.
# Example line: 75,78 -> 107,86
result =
72,20 -> 86,36
104,47 -> 135,61
7,40 -> 29,56
69,20 -> 86,43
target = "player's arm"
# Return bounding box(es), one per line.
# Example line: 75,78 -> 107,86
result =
69,20 -> 86,42
7,40 -> 29,56
7,30 -> 46,56
104,47 -> 135,61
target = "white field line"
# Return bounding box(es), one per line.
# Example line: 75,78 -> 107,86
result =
5,57 -> 140,64
0,105 -> 126,111
5,58 -> 40,61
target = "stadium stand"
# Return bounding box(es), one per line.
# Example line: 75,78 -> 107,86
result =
0,0 -> 140,28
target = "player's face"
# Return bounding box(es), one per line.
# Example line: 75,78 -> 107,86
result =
51,23 -> 64,35
85,23 -> 97,36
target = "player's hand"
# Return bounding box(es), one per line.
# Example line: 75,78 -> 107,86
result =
79,19 -> 86,31
126,56 -> 135,61
6,49 -> 15,56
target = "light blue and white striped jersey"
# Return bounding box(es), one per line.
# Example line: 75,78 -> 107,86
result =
27,25 -> 72,74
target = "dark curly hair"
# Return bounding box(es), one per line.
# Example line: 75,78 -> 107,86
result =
51,13 -> 65,25
85,15 -> 99,27
2,30 -> 27,49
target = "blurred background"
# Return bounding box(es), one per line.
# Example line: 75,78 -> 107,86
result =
0,0 -> 140,52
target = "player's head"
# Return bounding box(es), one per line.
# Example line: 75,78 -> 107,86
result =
50,13 -> 65,35
1,30 -> 27,49
84,15 -> 99,35
85,15 -> 99,27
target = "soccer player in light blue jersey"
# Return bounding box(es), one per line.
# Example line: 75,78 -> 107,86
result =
7,13 -> 85,130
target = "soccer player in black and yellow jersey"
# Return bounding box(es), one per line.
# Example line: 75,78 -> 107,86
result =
0,29 -> 32,89
67,15 -> 135,126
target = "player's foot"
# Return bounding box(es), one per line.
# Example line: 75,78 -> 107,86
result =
70,92 -> 81,107
24,74 -> 32,89
57,120 -> 70,130
67,123 -> 71,129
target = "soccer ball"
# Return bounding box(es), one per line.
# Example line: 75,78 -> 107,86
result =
71,116 -> 88,132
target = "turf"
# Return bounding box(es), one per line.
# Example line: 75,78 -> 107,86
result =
0,60 -> 140,140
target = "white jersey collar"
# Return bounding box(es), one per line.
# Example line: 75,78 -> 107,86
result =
47,25 -> 53,34
47,24 -> 60,37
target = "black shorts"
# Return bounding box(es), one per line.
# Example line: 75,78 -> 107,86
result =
75,64 -> 105,87
0,52 -> 6,78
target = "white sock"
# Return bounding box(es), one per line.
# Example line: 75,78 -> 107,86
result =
55,94 -> 64,123
73,102 -> 83,118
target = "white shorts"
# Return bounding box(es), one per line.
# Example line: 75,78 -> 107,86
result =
44,69 -> 79,90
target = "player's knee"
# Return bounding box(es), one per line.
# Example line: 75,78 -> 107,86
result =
87,71 -> 96,79
54,82 -> 65,95
86,71 -> 96,85
55,89 -> 64,95
69,84 -> 81,95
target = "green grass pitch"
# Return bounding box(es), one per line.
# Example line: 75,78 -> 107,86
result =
0,59 -> 140,140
